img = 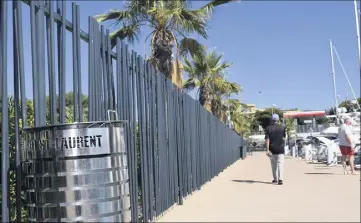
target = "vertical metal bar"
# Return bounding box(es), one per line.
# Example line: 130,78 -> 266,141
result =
129,49 -> 139,222
97,21 -> 102,120
121,41 -> 128,122
190,101 -> 195,192
196,103 -> 201,189
136,55 -> 149,222
181,94 -> 187,195
72,2 -> 79,122
106,30 -> 115,110
156,73 -> 164,213
1,0 -> 9,221
185,97 -> 191,194
115,38 -> 122,119
155,72 -> 161,214
92,18 -> 100,121
71,2 -> 80,122
169,83 -> 177,203
171,86 -> 178,203
151,68 -> 160,216
144,61 -> 154,221
36,0 -> 46,126
100,25 -> 108,119
88,17 -> 94,121
12,1 -> 23,220
93,20 -> 100,120
30,1 -> 39,124
57,0 -> 66,123
168,83 -> 174,202
161,75 -> 167,213
46,0 -> 56,124
147,64 -> 155,220
15,1 -> 27,126
164,79 -> 171,208
127,46 -> 135,222
91,18 -> 97,120
96,22 -> 102,120
175,89 -> 184,205
172,84 -> 177,202
76,5 -> 83,122
118,41 -> 135,221
132,51 -> 139,222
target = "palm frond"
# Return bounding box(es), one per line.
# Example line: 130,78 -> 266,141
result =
95,10 -> 131,23
182,58 -> 196,76
182,78 -> 200,91
109,24 -> 141,47
174,9 -> 209,38
178,38 -> 206,57
198,0 -> 237,15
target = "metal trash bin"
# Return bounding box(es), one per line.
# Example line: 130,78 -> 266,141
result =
21,121 -> 131,222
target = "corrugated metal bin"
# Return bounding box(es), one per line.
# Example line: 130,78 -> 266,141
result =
21,121 -> 131,222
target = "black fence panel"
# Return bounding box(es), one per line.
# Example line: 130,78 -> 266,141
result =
1,1 -> 246,222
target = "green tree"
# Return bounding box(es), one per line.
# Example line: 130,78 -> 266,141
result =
284,118 -> 295,147
210,78 -> 241,120
252,108 -> 284,131
95,0 -> 234,78
316,116 -> 329,124
182,49 -> 232,107
325,107 -> 336,115
223,99 -> 252,136
338,97 -> 360,112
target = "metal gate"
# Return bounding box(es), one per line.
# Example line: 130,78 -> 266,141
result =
0,0 -> 246,222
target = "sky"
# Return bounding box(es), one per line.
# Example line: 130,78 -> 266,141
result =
4,0 -> 361,111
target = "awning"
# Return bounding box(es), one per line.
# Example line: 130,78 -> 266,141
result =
284,111 -> 325,118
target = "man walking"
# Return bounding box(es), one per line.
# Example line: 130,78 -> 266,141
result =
265,114 -> 286,185
338,117 -> 357,175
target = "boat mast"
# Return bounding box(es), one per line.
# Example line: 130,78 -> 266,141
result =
329,39 -> 339,116
354,0 -> 361,70
332,44 -> 361,109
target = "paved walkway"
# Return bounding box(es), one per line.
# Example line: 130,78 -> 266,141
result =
158,152 -> 360,222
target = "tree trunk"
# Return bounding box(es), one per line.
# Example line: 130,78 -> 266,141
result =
210,99 -> 222,119
199,86 -> 210,107
150,30 -> 174,79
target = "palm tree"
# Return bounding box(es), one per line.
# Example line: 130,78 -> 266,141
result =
223,99 -> 252,136
210,77 -> 241,120
182,49 -> 232,108
95,0 -> 235,78
232,111 -> 252,136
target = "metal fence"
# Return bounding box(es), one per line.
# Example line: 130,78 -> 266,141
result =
1,0 -> 245,222
295,124 -> 330,133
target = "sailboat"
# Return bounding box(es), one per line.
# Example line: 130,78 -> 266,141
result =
326,0 -> 360,121
293,2 -> 360,166
314,1 -> 361,163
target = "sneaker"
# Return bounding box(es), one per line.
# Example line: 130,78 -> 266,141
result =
272,180 -> 278,184
278,180 -> 283,185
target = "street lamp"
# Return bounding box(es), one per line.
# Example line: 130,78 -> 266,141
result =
271,104 -> 276,114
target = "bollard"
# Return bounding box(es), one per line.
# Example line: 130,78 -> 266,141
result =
304,144 -> 312,162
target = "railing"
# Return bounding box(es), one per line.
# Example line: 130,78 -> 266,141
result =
0,0 -> 245,222
295,124 -> 330,133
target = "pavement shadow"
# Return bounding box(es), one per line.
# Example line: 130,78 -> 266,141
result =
304,172 -> 334,175
232,180 -> 272,184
